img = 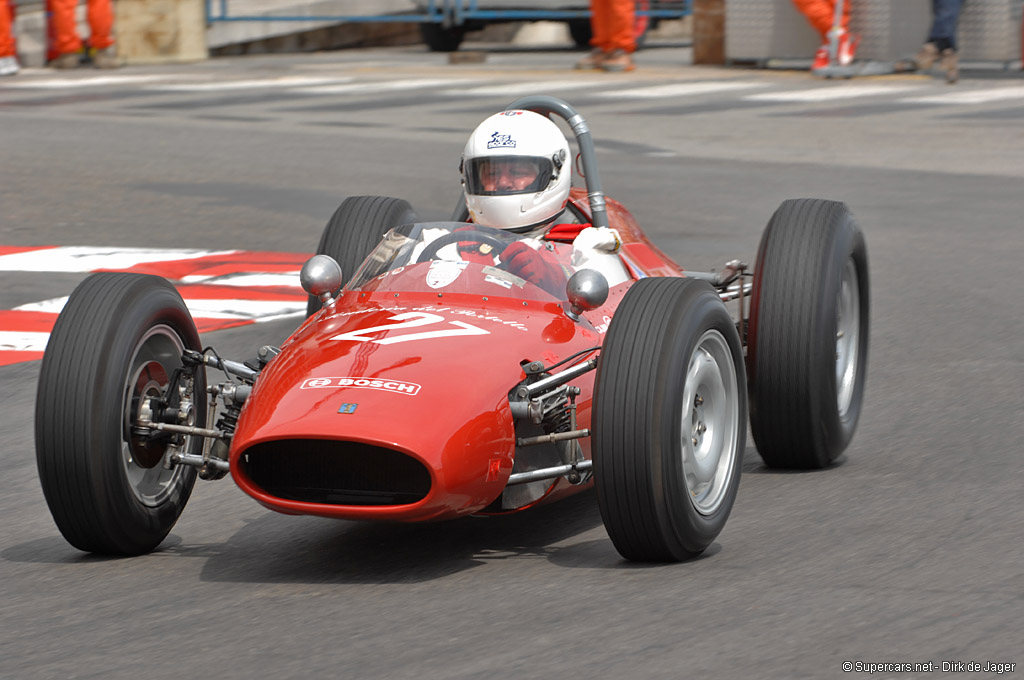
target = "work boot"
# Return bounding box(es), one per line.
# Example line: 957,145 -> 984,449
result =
0,56 -> 19,76
575,48 -> 606,70
601,49 -> 635,72
811,44 -> 831,71
51,51 -> 82,69
837,32 -> 860,66
915,42 -> 939,71
940,48 -> 958,84
89,47 -> 120,69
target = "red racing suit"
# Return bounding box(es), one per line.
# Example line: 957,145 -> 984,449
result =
590,0 -> 637,54
791,0 -> 850,41
49,0 -> 114,56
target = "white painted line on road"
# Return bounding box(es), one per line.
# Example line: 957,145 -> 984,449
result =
745,84 -> 923,102
294,78 -> 466,94
453,80 -> 599,97
597,81 -> 768,98
0,246 -> 238,272
149,76 -> 353,91
901,85 -> 1024,105
3,75 -> 190,89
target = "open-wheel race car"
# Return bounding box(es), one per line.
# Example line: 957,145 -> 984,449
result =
35,96 -> 869,562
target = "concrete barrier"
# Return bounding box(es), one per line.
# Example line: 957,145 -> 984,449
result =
726,0 -> 1023,67
116,0 -> 207,63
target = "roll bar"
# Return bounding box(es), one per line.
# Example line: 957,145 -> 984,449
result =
505,95 -> 609,230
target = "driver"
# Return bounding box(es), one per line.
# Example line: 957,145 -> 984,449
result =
457,110 -> 625,297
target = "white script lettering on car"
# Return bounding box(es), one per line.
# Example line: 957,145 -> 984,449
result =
330,312 -> 489,345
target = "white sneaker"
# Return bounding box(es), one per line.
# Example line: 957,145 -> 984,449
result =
0,56 -> 20,76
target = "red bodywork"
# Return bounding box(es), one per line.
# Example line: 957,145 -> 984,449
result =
229,191 -> 683,521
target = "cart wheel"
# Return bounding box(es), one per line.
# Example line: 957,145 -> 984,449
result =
593,277 -> 746,562
307,195 -> 418,316
35,273 -> 207,555
420,23 -> 466,52
747,198 -> 870,469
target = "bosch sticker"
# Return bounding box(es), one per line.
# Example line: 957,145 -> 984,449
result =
302,377 -> 421,395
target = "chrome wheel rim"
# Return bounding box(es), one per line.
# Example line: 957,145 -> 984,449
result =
836,259 -> 860,419
121,325 -> 190,507
680,329 -> 739,516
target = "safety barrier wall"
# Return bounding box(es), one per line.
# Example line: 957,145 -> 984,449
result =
205,0 -> 692,26
726,0 -> 1023,66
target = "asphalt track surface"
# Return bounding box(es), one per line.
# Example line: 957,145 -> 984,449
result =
1,44 -> 1022,679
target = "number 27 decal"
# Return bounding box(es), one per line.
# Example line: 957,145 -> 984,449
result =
330,312 -> 489,345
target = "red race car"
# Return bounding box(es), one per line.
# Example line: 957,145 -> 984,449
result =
35,96 -> 870,562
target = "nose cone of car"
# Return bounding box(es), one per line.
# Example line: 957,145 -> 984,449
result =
228,298 -> 562,522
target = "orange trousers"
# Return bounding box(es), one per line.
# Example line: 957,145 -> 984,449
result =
49,0 -> 114,55
791,0 -> 850,40
1,0 -> 15,58
590,0 -> 636,53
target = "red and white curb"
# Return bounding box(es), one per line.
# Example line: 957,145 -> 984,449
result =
0,246 -> 311,367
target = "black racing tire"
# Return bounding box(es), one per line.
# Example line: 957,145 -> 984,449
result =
747,198 -> 870,469
35,273 -> 207,555
420,22 -> 466,52
593,277 -> 747,562
307,195 -> 418,316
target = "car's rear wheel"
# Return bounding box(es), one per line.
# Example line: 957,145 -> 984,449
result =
307,196 -> 418,316
35,273 -> 206,555
747,198 -> 870,469
593,277 -> 746,562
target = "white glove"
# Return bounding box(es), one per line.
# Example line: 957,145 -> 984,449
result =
572,226 -> 621,254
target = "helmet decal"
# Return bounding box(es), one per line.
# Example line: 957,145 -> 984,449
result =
487,133 -> 516,149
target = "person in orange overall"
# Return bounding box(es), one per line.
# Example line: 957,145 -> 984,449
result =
0,0 -> 18,76
575,0 -> 636,73
791,0 -> 859,70
49,0 -> 118,69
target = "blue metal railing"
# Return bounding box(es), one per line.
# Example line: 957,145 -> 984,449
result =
205,0 -> 691,27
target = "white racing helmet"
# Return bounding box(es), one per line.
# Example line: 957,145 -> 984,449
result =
461,110 -> 571,231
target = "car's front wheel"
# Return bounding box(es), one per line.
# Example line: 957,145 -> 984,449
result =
593,277 -> 746,562
35,273 -> 207,555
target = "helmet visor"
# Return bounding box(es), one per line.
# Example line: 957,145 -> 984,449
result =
464,156 -> 555,196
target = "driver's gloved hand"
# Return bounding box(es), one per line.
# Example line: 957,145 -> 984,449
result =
454,226 -> 496,264
501,242 -> 567,297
